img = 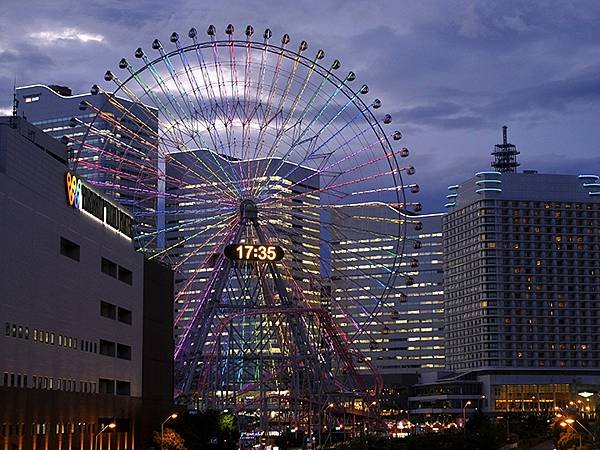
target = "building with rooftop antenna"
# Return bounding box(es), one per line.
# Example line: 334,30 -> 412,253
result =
410,127 -> 600,417
491,125 -> 520,173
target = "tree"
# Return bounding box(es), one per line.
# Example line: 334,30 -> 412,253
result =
154,427 -> 187,450
169,410 -> 240,450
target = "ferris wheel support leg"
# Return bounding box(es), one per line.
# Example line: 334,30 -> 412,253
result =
177,224 -> 246,397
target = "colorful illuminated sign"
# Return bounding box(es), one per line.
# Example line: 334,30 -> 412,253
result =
65,172 -> 133,238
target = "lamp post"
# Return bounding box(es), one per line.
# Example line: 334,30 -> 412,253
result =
161,413 -> 178,450
94,422 -> 116,450
462,401 -> 472,436
555,406 -> 595,444
560,420 -> 581,450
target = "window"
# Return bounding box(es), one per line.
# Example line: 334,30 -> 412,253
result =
116,380 -> 131,396
99,340 -> 115,357
117,308 -> 132,325
100,301 -> 117,320
101,258 -> 117,278
24,95 -> 40,103
98,378 -> 115,395
117,343 -> 131,360
60,237 -> 80,261
118,266 -> 133,285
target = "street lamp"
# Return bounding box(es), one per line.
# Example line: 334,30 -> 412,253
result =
560,420 -> 582,450
462,401 -> 472,435
161,413 -> 178,450
95,422 -> 116,450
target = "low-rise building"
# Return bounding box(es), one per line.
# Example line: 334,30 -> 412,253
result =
0,116 -> 174,449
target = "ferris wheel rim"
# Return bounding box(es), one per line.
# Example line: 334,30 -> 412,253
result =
73,27 -> 416,347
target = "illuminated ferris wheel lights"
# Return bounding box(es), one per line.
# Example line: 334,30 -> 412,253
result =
74,26 -> 419,423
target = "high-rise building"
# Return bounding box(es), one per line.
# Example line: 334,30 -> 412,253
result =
0,116 -> 173,449
331,206 -> 445,376
16,84 -> 160,248
440,128 -> 600,413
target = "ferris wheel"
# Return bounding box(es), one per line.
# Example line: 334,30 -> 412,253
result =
71,24 -> 421,434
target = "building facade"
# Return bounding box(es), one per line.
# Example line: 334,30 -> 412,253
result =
439,129 -> 600,414
16,84 -> 160,249
331,207 -> 445,376
0,117 -> 173,449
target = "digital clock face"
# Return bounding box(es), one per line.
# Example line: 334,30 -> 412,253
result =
224,244 -> 284,262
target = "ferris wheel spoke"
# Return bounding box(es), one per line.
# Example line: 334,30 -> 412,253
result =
259,144 -> 408,210
270,109 -> 378,192
251,54 -> 337,193
149,212 -> 237,260
246,48 -> 319,197
163,44 -> 248,194
91,80 -> 161,146
209,37 -> 235,151
247,37 -> 285,162
207,42 -> 251,189
172,223 -> 240,325
254,101 -> 381,203
123,55 -> 241,195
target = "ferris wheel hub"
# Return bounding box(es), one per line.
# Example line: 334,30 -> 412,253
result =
240,198 -> 258,221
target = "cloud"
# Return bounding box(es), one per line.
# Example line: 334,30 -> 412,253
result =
29,29 -> 105,45
0,0 -> 599,213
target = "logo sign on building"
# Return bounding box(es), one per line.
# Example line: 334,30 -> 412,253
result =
65,172 -> 133,238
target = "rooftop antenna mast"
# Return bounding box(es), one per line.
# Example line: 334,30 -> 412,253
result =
491,125 -> 520,173
12,77 -> 18,117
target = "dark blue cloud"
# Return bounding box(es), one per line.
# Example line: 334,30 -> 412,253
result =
0,0 -> 598,212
